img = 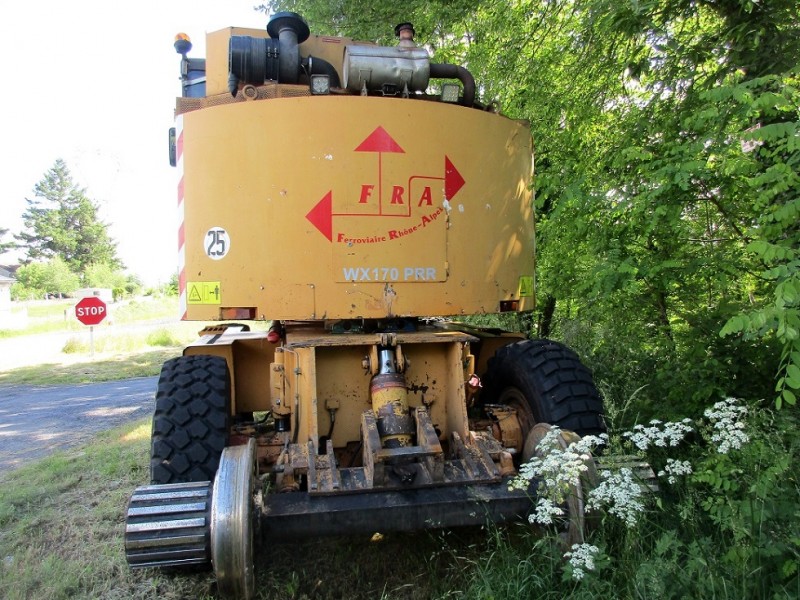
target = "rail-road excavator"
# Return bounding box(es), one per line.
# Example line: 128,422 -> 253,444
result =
123,13 -> 606,598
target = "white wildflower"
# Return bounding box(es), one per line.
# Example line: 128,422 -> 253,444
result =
509,427 -> 606,524
564,543 -> 600,581
530,497 -> 564,525
703,398 -> 749,454
657,458 -> 693,484
622,418 -> 693,451
586,467 -> 644,528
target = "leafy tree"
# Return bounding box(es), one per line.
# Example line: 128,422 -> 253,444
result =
459,0 -> 794,412
259,1 -> 475,45
11,257 -> 80,300
717,75 -> 800,408
83,263 -> 143,300
17,160 -> 122,274
166,272 -> 179,297
124,273 -> 143,297
84,262 -> 128,290
542,0 -> 799,410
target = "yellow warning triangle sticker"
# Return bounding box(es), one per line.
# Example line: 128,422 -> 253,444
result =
188,285 -> 202,302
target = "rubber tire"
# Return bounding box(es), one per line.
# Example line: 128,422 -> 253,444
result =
482,339 -> 605,436
150,355 -> 231,484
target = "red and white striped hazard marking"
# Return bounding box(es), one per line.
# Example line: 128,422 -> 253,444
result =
176,115 -> 187,320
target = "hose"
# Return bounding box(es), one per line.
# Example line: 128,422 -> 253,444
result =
430,63 -> 476,107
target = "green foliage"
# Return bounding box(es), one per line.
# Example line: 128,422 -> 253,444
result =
145,328 -> 183,347
110,298 -> 178,323
714,72 -> 800,407
16,159 -> 122,275
124,273 -> 143,296
671,409 -> 799,597
83,262 -> 126,289
62,333 -> 146,355
534,4 -> 795,412
0,421 -> 157,600
0,296 -> 180,341
60,336 -> 86,354
166,271 -> 179,296
446,527 -> 587,599
445,402 -> 800,599
61,323 -> 199,356
260,0 -> 476,46
0,226 -> 15,256
10,257 -> 80,300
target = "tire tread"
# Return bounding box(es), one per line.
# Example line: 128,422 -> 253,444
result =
150,355 -> 230,484
483,339 -> 605,436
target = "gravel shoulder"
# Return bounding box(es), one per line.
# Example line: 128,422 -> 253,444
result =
0,377 -> 157,477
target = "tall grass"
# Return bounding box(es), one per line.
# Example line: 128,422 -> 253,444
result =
450,403 -> 800,599
61,323 -> 202,355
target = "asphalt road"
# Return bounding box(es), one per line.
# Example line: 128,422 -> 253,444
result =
0,377 -> 158,476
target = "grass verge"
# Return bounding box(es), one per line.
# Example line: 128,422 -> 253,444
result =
0,349 -> 179,386
0,419 -> 158,600
0,297 -> 179,340
0,418 -> 492,600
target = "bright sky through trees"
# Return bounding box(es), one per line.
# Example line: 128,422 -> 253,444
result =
0,0 -> 265,284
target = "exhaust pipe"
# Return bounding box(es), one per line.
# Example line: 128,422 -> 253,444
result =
228,12 -> 310,97
268,12 -> 309,84
430,63 -> 476,107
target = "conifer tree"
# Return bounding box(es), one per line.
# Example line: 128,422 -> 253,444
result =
17,159 -> 122,273
0,227 -> 14,256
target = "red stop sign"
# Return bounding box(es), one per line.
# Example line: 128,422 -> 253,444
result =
75,296 -> 107,326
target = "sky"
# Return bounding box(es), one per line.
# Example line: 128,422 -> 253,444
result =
0,1 -> 271,285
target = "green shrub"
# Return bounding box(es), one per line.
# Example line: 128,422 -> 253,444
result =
458,400 -> 800,598
145,328 -> 182,347
61,337 -> 87,354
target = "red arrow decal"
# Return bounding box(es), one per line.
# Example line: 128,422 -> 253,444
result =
355,126 -> 405,153
445,156 -> 465,199
306,190 -> 333,241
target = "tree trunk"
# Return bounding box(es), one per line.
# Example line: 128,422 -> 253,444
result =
538,294 -> 556,338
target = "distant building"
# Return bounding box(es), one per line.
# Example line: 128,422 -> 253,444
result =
75,288 -> 114,303
0,266 -> 16,329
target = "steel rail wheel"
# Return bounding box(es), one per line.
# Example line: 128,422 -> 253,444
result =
211,439 -> 257,600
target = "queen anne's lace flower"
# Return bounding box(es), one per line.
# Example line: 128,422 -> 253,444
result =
586,467 -> 644,527
703,398 -> 749,454
657,458 -> 693,484
509,428 -> 607,526
622,418 -> 693,451
532,497 -> 564,525
563,543 -> 600,581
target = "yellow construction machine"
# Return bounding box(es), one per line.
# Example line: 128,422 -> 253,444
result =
124,13 -> 605,598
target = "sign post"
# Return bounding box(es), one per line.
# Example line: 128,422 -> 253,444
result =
75,296 -> 108,356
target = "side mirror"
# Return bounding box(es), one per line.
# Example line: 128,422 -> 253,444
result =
168,127 -> 177,167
